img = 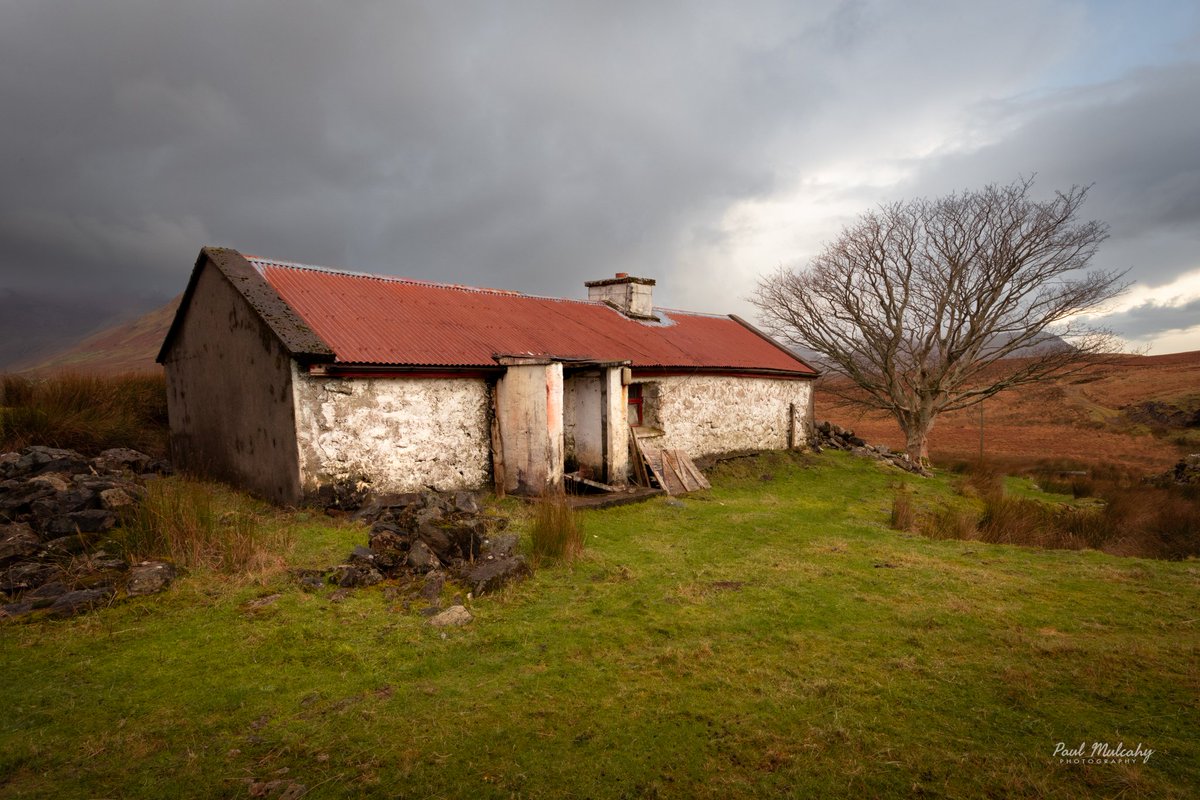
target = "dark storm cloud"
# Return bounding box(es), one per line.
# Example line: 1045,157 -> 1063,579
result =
1,0 -> 1197,348
0,1 -> 809,302
0,0 -> 1089,306
900,61 -> 1200,288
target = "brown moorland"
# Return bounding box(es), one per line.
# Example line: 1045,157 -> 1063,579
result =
816,350 -> 1200,473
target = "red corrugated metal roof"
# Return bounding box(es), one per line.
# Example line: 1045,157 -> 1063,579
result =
248,256 -> 815,375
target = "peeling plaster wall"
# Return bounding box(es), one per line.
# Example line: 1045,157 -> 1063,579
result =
292,369 -> 491,494
636,375 -> 813,458
161,264 -> 302,504
604,367 -> 629,483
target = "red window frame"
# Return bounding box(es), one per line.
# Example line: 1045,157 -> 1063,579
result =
628,383 -> 643,426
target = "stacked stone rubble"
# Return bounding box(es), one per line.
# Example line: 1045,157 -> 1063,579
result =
306,490 -> 529,601
1,446 -> 174,621
811,421 -> 925,473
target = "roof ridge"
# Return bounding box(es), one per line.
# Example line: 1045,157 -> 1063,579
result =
247,254 -> 618,307
652,306 -> 731,319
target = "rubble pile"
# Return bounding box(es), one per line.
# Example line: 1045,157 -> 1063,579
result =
811,421 -> 926,473
301,490 -> 529,608
1,446 -> 175,621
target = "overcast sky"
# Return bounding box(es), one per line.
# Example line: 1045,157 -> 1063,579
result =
2,0 -> 1199,354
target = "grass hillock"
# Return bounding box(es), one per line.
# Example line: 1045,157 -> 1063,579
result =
1,451 -> 1197,798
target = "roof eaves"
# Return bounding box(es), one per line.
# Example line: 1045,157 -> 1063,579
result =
727,314 -> 820,376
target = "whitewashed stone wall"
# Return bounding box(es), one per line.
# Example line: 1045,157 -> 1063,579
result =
636,375 -> 812,457
291,367 -> 491,494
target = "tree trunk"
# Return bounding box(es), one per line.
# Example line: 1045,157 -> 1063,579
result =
901,414 -> 934,468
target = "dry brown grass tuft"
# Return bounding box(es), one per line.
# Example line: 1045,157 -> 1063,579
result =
924,505 -> 980,540
977,496 -> 1060,547
955,461 -> 1006,502
528,488 -> 585,564
0,372 -> 167,456
889,485 -> 916,531
120,477 -> 291,575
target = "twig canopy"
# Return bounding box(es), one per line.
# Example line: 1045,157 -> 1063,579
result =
753,178 -> 1129,464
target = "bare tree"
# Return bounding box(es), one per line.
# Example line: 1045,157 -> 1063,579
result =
753,178 -> 1128,466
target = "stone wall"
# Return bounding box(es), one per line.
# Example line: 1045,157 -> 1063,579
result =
634,374 -> 813,458
292,370 -> 491,495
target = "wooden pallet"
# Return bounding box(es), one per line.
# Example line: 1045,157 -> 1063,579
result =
629,427 -> 657,488
632,435 -> 710,495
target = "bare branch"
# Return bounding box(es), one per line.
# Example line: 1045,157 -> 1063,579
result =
752,178 -> 1129,464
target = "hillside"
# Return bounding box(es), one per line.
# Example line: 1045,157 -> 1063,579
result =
818,351 -> 1200,473
14,297 -> 178,375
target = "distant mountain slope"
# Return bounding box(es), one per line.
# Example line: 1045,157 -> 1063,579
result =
14,297 -> 179,375
0,290 -> 144,370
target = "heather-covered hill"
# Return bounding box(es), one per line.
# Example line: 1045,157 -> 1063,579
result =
818,351 -> 1200,472
14,297 -> 179,376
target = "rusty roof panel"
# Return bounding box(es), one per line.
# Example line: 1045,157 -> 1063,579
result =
248,257 -> 816,375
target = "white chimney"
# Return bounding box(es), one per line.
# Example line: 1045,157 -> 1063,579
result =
585,273 -> 656,319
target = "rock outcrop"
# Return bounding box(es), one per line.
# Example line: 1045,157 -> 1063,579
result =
1152,454 -> 1200,487
0,446 -> 174,622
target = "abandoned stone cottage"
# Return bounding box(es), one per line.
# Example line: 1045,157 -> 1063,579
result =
157,247 -> 817,504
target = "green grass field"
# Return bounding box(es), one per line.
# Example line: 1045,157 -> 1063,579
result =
2,451 -> 1197,798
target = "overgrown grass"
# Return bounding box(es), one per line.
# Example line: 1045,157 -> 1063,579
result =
888,483 -> 914,531
118,477 -> 293,576
917,461 -> 1200,559
526,489 -> 585,564
1,452 -> 1198,798
0,372 -> 168,456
